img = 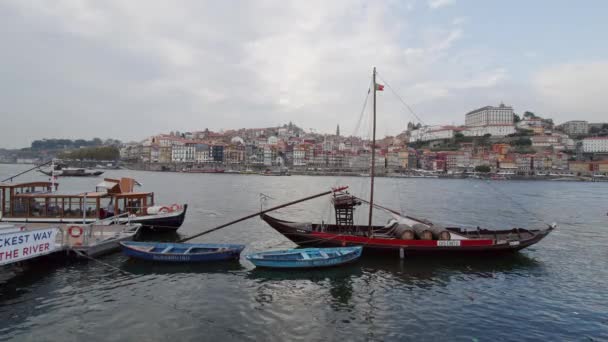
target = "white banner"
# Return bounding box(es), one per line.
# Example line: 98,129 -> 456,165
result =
0,228 -> 59,265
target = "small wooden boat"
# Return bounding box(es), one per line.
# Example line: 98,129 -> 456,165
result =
245,246 -> 362,269
120,241 -> 245,262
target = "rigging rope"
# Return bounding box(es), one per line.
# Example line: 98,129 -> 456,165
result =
477,180 -> 552,226
375,72 -> 426,126
351,77 -> 373,138
374,71 -> 550,228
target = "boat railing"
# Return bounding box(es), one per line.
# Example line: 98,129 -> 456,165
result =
94,212 -> 132,226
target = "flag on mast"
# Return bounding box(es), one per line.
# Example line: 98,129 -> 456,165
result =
375,83 -> 384,91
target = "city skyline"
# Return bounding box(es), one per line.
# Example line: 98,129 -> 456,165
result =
1,1 -> 608,148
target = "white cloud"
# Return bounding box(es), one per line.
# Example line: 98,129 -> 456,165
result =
0,0 -> 505,147
428,0 -> 455,10
533,61 -> 608,122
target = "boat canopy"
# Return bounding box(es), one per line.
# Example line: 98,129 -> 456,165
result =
95,178 -> 141,194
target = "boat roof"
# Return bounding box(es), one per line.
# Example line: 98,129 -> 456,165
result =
0,181 -> 53,189
14,191 -> 109,199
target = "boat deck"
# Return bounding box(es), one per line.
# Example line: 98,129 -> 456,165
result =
12,223 -> 139,258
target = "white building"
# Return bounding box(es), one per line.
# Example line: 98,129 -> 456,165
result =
582,137 -> 608,153
231,136 -> 245,145
195,150 -> 211,163
171,144 -> 196,162
531,135 -> 560,148
267,136 -> 279,145
293,147 -> 306,166
462,125 -> 516,137
263,145 -> 277,166
465,103 -> 514,127
410,126 -> 455,142
561,120 -> 589,136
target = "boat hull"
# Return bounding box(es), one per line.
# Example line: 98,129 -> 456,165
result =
246,247 -> 362,268
120,241 -> 245,262
260,214 -> 553,256
1,204 -> 187,233
38,170 -> 104,177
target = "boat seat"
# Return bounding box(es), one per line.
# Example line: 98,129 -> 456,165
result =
301,252 -> 311,260
184,247 -> 194,254
319,251 -> 329,259
161,246 -> 173,253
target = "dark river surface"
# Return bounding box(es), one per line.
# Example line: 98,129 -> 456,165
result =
0,164 -> 607,341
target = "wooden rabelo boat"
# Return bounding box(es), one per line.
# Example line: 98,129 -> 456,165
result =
261,212 -> 554,256
0,177 -> 187,232
38,163 -> 104,177
260,68 -> 554,257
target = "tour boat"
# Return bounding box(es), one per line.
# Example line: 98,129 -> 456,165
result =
38,165 -> 103,177
246,247 -> 362,268
182,168 -> 225,173
120,241 -> 245,262
260,68 -> 554,256
0,177 -> 187,232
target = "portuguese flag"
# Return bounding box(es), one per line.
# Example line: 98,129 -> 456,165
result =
375,83 -> 384,91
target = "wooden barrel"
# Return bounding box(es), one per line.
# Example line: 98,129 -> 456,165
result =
412,223 -> 434,240
428,224 -> 451,240
392,224 -> 415,240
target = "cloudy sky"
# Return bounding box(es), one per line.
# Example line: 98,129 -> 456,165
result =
1,0 -> 607,148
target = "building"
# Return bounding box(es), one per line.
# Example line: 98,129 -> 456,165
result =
465,103 -> 514,127
410,126 -> 455,142
569,160 -> 608,175
293,146 -> 306,166
211,145 -> 224,162
531,135 -> 560,148
582,137 -> 608,153
171,144 -> 195,162
517,117 -> 545,134
561,120 -> 589,136
462,124 -> 516,137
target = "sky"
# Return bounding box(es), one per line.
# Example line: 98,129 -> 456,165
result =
1,0 -> 607,148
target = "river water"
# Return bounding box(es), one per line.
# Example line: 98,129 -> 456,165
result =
0,164 -> 607,341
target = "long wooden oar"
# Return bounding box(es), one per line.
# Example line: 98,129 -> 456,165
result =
179,186 -> 348,242
1,160 -> 53,182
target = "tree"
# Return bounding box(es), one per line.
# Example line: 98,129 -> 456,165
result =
59,146 -> 120,160
475,165 -> 491,173
513,113 -> 521,123
510,137 -> 532,147
523,111 -> 537,118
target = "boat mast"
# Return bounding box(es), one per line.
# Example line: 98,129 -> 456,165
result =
368,67 -> 377,230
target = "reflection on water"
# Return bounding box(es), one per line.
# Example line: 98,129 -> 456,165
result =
120,258 -> 246,275
0,164 -> 607,341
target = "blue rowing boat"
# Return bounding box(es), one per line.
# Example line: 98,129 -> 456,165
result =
245,246 -> 362,268
120,241 -> 245,262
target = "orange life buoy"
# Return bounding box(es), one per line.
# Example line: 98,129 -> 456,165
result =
159,206 -> 171,213
68,226 -> 84,238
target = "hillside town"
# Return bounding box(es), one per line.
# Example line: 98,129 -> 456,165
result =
2,104 -> 608,177
114,104 -> 608,177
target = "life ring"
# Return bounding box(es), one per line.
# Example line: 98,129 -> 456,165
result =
68,226 -> 84,238
158,206 -> 171,214
170,204 -> 181,212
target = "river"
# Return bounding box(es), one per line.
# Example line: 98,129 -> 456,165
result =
0,164 -> 607,341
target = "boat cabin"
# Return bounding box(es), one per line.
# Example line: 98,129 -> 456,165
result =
0,178 -> 154,220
